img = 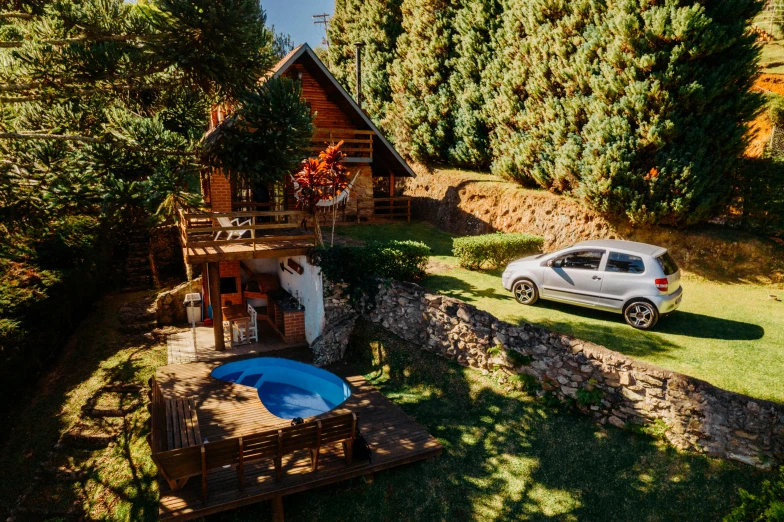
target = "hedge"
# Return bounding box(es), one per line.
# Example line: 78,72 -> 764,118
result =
453,233 -> 544,270
314,240 -> 431,303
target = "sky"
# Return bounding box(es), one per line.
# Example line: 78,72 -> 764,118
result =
263,0 -> 335,48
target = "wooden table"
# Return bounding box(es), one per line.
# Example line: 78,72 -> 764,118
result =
222,305 -> 251,345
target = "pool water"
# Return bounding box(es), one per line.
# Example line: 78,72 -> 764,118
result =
210,358 -> 351,419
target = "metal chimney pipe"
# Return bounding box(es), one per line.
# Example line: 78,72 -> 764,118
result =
354,42 -> 365,109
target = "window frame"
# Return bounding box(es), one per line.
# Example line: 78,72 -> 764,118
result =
551,249 -> 606,271
605,251 -> 647,275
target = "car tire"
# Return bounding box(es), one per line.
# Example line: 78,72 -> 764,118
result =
512,279 -> 539,305
623,300 -> 659,330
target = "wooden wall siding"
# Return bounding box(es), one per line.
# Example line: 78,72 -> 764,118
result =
288,64 -> 356,130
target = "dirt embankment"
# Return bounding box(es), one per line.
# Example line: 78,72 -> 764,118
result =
403,166 -> 783,285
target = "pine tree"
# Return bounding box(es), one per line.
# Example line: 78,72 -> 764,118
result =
448,0 -> 500,168
326,0 -> 364,92
386,0 -> 455,162
327,0 -> 403,130
357,0 -> 403,128
573,0 -> 763,224
0,0 -> 277,237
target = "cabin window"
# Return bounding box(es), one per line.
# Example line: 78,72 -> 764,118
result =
373,176 -> 390,197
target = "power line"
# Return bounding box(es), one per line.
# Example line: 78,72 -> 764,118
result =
313,13 -> 330,47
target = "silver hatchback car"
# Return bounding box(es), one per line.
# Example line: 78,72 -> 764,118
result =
501,240 -> 683,329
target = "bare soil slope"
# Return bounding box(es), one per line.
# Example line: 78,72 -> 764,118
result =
403,166 -> 783,284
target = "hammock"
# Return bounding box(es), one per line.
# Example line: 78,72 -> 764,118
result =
290,171 -> 361,208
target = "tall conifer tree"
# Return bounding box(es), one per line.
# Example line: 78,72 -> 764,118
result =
386,0 -> 455,162
449,0 -> 500,168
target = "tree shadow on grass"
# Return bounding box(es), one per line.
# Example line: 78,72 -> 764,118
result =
0,292 -> 163,520
424,272 -> 510,303
212,321 -> 773,522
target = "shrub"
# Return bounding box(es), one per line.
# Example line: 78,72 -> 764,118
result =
314,240 -> 431,304
725,467 -> 784,522
453,232 -> 544,270
771,97 -> 784,128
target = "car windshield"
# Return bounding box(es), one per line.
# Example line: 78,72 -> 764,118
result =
655,252 -> 679,275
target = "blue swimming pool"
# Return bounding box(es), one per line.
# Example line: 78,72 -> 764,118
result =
210,358 -> 351,419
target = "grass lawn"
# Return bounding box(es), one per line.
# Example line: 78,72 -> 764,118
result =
0,292 -> 164,521
760,40 -> 784,74
0,279 -> 775,521
337,222 -> 784,403
219,321 -> 771,521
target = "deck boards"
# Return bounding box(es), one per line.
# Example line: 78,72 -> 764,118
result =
156,358 -> 442,520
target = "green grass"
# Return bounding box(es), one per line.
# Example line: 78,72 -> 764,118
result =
0,279 -> 776,521
0,292 -> 165,521
217,321 -> 772,521
337,222 -> 784,403
760,41 -> 784,74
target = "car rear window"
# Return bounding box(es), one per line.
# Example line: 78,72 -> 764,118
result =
606,252 -> 645,274
655,252 -> 679,275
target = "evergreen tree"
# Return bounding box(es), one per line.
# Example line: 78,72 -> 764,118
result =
327,0 -> 403,130
448,0 -> 500,168
326,0 -> 363,89
0,0 -> 277,238
358,0 -> 403,128
386,0 -> 455,163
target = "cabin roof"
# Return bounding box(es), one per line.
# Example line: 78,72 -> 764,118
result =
204,43 -> 415,177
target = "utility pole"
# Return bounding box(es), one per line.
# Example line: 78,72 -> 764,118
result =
313,13 -> 330,47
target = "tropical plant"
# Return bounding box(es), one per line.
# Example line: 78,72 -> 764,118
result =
293,141 -> 352,245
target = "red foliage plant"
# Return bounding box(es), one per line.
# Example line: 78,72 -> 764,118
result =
293,141 -> 350,213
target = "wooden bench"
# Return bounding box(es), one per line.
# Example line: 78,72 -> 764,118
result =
147,379 -> 359,502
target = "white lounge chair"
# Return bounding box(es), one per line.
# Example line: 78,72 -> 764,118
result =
214,216 -> 252,241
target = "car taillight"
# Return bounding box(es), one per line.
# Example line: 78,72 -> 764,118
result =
655,278 -> 669,292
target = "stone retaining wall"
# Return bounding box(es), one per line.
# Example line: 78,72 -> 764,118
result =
323,279 -> 784,468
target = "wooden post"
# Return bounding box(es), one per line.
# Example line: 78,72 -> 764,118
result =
272,496 -> 284,522
207,262 -> 225,351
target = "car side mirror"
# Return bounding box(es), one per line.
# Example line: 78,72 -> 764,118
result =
546,260 -> 554,267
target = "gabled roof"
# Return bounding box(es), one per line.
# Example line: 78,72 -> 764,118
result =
204,43 -> 415,177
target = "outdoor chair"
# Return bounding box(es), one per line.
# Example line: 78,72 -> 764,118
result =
214,216 -> 252,241
246,304 -> 258,343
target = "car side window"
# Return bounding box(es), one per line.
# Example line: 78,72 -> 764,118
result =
606,252 -> 645,274
553,250 -> 604,270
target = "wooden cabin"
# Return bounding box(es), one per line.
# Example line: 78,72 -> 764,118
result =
179,44 -> 416,352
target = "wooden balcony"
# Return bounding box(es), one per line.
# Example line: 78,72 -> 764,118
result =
178,209 -> 315,264
310,128 -> 373,162
178,197 -> 412,264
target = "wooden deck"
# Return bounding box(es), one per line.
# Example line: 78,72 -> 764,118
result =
155,356 -> 442,520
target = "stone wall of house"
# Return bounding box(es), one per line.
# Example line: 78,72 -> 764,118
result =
324,279 -> 784,468
156,277 -> 202,325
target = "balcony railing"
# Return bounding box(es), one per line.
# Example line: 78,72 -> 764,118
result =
310,128 -> 373,161
177,208 -> 314,252
358,197 -> 411,222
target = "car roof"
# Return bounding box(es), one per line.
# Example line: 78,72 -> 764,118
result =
571,239 -> 667,257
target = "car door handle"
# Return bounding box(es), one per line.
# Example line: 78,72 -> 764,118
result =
592,275 -> 602,280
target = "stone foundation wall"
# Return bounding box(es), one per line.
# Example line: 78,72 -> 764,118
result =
325,279 -> 784,468
156,277 -> 202,325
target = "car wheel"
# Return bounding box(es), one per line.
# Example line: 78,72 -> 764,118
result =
512,279 -> 539,305
624,300 -> 659,330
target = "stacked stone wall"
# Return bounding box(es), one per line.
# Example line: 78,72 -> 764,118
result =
322,279 -> 784,468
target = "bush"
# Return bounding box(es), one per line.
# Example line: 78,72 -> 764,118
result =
771,97 -> 784,128
314,240 -> 431,304
452,233 -> 544,270
725,467 -> 784,522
